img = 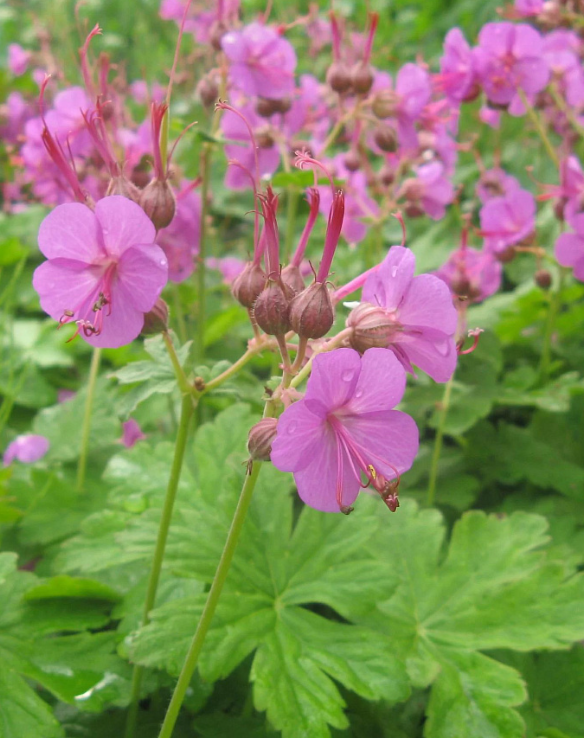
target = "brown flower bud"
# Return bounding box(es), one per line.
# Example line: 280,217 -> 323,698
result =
255,97 -> 280,118
255,125 -> 275,149
281,264 -> 305,295
461,81 -> 481,103
495,245 -> 516,263
535,269 -> 552,290
372,90 -> 397,119
344,150 -> 361,172
247,417 -> 278,461
346,302 -> 400,353
450,275 -> 481,301
141,298 -> 169,335
140,179 -> 176,230
326,62 -> 352,94
197,75 -> 219,107
289,282 -> 335,339
374,125 -> 398,153
253,278 -> 293,335
351,62 -> 374,95
379,165 -> 395,186
210,20 -> 227,51
106,175 -> 142,203
404,202 -> 425,219
231,262 -> 266,308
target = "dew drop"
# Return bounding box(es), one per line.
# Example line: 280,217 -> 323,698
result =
287,421 -> 298,434
355,389 -> 364,398
341,370 -> 354,382
391,266 -> 398,278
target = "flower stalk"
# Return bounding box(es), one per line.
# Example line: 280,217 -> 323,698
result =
76,347 -> 102,492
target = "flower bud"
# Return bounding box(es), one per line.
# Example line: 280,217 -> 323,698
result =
281,264 -> 305,294
326,62 -> 352,94
535,269 -> 552,290
404,202 -> 425,219
140,179 -> 176,230
197,75 -> 219,107
253,278 -> 293,335
210,20 -> 227,51
346,302 -> 400,353
255,126 -> 275,149
344,150 -> 361,172
141,298 -> 169,335
256,96 -> 280,118
351,62 -> 374,95
289,282 -> 335,339
450,275 -> 481,301
247,417 -> 278,461
231,262 -> 266,308
106,175 -> 142,203
372,90 -> 397,119
495,245 -> 516,263
374,125 -> 398,153
379,165 -> 395,186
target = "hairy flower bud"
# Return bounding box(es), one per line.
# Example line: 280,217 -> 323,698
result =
247,417 -> 278,461
197,75 -> 219,107
326,62 -> 352,94
495,245 -> 516,263
343,150 -> 361,172
372,90 -> 397,119
374,125 -> 398,153
535,269 -> 552,290
253,278 -> 293,335
106,175 -> 141,203
141,297 -> 169,335
450,275 -> 481,301
281,264 -> 305,294
140,179 -> 176,230
289,282 -> 335,339
231,262 -> 266,308
255,125 -> 275,149
351,61 -> 374,94
346,302 -> 400,353
209,20 -> 227,51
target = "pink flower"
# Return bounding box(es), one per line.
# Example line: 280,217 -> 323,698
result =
400,162 -> 454,221
33,196 -> 168,348
437,28 -> 476,103
206,256 -> 246,284
435,246 -> 502,303
157,181 -> 202,283
476,167 -> 521,204
473,23 -> 550,116
8,44 -> 30,76
3,435 -> 49,466
270,348 -> 419,513
121,418 -> 146,448
480,189 -> 536,253
514,0 -> 543,16
355,246 -> 458,382
221,22 -> 297,99
555,212 -> 584,282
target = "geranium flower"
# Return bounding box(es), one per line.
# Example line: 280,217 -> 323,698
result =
271,348 -> 419,513
480,188 -> 536,253
33,196 -> 168,348
555,212 -> 584,282
3,435 -> 49,466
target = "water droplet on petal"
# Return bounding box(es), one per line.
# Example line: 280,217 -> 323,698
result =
287,421 -> 298,434
341,370 -> 354,382
355,389 -> 364,398
391,266 -> 398,278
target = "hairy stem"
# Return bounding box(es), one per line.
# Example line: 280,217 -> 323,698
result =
426,376 -> 454,507
124,393 -> 195,738
76,347 -> 102,492
157,459 -> 264,738
518,89 -> 559,168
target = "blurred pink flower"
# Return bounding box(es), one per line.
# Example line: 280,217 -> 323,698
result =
3,435 -> 49,466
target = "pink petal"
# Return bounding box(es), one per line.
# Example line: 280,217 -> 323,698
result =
38,203 -> 101,262
362,246 -> 415,309
94,196 -> 157,258
304,349 -> 361,411
343,348 -> 406,414
555,233 -> 584,267
395,333 -> 457,383
33,259 -> 102,322
399,274 -> 458,335
85,280 -> 145,348
293,428 -> 361,512
271,401 -> 325,473
116,245 -> 168,312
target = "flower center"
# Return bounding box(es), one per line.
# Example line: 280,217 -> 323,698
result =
59,261 -> 117,341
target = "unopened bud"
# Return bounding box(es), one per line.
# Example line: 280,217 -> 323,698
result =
495,245 -> 516,263
256,97 -> 279,118
535,269 -> 552,290
253,278 -> 293,335
372,90 -> 397,119
351,61 -> 374,95
344,150 -> 361,172
281,264 -> 305,294
231,262 -> 266,308
247,417 -> 278,461
140,179 -> 176,230
326,62 -> 352,94
289,281 -> 335,339
197,75 -> 219,107
210,20 -> 227,51
106,175 -> 141,203
374,125 -> 398,153
141,298 -> 169,335
255,126 -> 275,149
450,275 -> 481,301
346,302 -> 400,353
461,82 -> 481,103
379,165 -> 395,186
404,202 -> 424,219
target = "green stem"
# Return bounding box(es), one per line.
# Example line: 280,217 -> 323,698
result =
157,460 -> 263,738
196,143 -> 212,363
124,394 -> 195,738
76,347 -> 102,492
204,348 -> 257,391
426,376 -> 454,508
162,331 -> 193,395
537,269 -> 566,385
518,89 -> 559,168
172,284 -> 188,345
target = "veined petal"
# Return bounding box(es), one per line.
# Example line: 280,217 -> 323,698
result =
38,203 -> 101,262
399,274 -> 458,334
85,279 -> 145,348
33,259 -> 102,322
271,401 -> 325,473
343,348 -> 406,414
304,349 -> 361,411
396,333 -> 458,383
94,196 -> 157,258
116,245 -> 168,312
362,246 -> 415,310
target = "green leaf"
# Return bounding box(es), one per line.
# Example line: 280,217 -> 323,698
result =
24,576 -> 120,603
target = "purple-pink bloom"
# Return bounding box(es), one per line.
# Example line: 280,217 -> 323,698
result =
221,22 -> 297,99
270,348 -> 419,513
479,105 -> 502,129
3,435 -> 50,466
206,256 -> 246,284
437,28 -> 476,103
8,44 -> 30,76
400,162 -> 454,221
555,212 -> 584,282
473,23 -> 550,116
33,196 -> 168,348
480,188 -> 536,253
476,167 -> 521,204
157,181 -> 202,282
357,246 -> 458,382
121,418 -> 147,448
435,246 -> 502,303
514,0 -> 543,16
543,31 -> 584,110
